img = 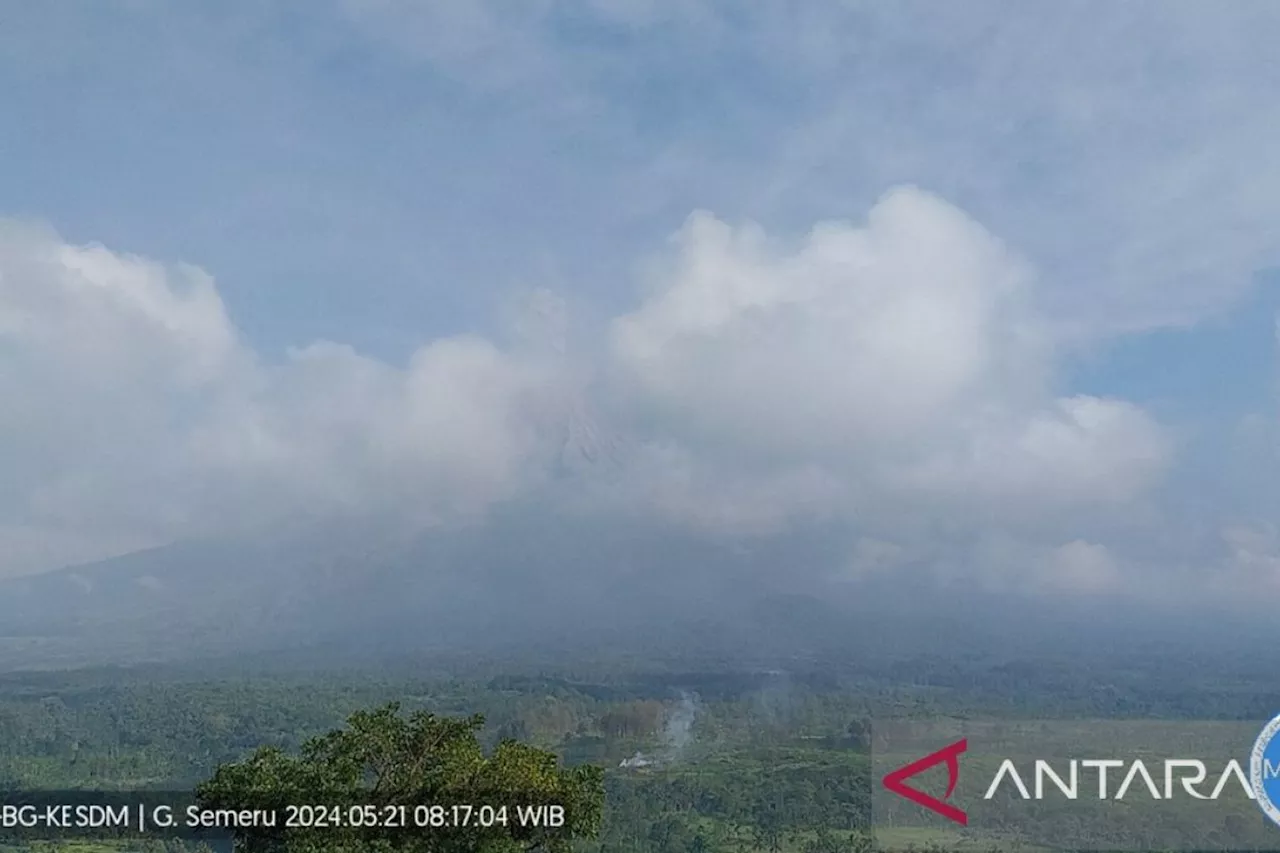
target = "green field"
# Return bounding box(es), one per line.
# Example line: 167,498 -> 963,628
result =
2,650 -> 1278,852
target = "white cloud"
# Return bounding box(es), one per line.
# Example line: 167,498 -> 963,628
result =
843,537 -> 908,580
1215,523 -> 1280,598
1,3 -> 1274,611
570,442 -> 847,537
701,2 -> 1280,339
611,187 -> 1169,512
890,396 -> 1170,506
0,219 -> 568,576
0,190 -> 1175,588
1037,540 -> 1121,595
831,533 -> 1131,599
335,2 -> 1280,340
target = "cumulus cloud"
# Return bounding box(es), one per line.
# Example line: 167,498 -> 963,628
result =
0,219 -> 568,575
611,187 -> 1169,514
2,3 -> 1273,610
0,189 -> 1173,592
890,396 -> 1170,507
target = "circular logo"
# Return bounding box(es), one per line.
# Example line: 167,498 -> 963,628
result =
1250,714 -> 1280,827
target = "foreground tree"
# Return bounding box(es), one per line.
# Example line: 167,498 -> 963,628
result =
194,703 -> 604,853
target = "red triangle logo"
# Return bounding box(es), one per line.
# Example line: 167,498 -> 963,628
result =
882,738 -> 968,826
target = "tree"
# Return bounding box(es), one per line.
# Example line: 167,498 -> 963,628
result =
194,703 -> 604,853
843,719 -> 870,750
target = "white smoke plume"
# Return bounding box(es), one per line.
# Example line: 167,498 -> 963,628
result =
618,691 -> 701,770
661,691 -> 699,755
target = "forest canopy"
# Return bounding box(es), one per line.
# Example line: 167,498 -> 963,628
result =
194,703 -> 605,853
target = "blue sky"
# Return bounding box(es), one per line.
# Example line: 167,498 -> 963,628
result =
2,1 -> 1279,605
